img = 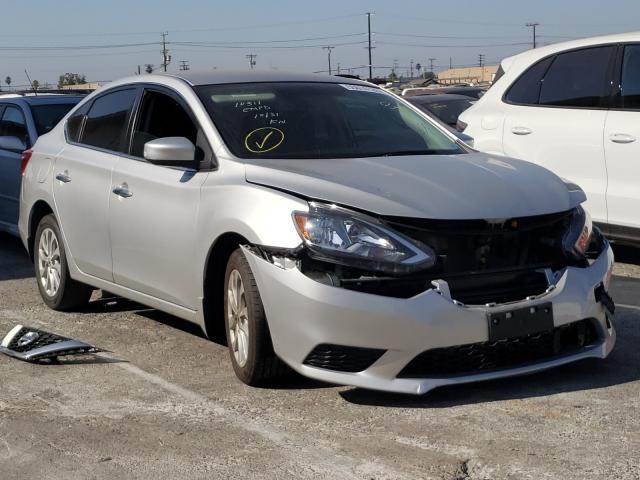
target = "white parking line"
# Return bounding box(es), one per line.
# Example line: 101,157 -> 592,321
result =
103,355 -> 412,480
618,304 -> 640,312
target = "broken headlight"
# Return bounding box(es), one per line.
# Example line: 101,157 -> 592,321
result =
292,203 -> 436,274
563,205 -> 593,260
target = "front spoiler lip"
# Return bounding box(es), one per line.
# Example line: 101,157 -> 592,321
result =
243,241 -> 616,395
297,335 -> 615,395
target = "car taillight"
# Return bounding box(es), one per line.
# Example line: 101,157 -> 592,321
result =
456,119 -> 468,132
21,149 -> 33,176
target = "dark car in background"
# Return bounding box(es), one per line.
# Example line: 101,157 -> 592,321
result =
407,94 -> 476,128
402,86 -> 487,99
0,94 -> 83,235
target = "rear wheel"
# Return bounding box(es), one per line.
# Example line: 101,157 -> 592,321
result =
224,248 -> 287,386
34,214 -> 92,311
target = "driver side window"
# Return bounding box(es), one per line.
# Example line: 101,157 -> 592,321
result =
130,90 -> 198,158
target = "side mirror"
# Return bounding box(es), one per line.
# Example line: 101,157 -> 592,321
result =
143,137 -> 196,168
0,136 -> 27,153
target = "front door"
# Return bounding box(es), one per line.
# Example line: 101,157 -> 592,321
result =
603,44 -> 640,235
501,46 -> 616,225
110,88 -> 209,308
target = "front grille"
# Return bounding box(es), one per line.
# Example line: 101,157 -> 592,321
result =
303,344 -> 386,373
446,269 -> 550,305
385,211 -> 573,276
398,319 -> 600,378
7,327 -> 67,353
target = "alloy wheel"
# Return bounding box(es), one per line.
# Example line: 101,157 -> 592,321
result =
38,228 -> 62,297
227,269 -> 250,367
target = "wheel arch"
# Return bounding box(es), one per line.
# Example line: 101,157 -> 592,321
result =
202,231 -> 252,342
27,200 -> 54,259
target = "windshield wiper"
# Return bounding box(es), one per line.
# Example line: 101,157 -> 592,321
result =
378,150 -> 452,157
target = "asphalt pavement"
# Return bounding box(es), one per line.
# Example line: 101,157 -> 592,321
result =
0,232 -> 639,480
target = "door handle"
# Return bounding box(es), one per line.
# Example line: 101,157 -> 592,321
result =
511,126 -> 533,136
610,133 -> 636,144
55,171 -> 71,183
112,183 -> 133,198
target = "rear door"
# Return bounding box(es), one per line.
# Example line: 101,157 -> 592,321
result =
501,46 -> 616,225
110,87 -> 211,308
53,88 -> 138,281
603,44 -> 640,237
0,104 -> 30,233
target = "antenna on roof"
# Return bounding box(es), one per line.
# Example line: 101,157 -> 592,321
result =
24,69 -> 37,96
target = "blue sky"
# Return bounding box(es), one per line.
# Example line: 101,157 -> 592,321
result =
1,0 -> 639,86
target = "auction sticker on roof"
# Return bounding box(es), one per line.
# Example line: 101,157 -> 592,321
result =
339,84 -> 384,94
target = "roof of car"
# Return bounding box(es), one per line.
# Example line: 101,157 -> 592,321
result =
407,93 -> 476,103
0,94 -> 84,106
162,69 -> 372,87
503,31 -> 640,66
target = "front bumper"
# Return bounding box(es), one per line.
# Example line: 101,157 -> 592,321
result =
244,244 -> 616,395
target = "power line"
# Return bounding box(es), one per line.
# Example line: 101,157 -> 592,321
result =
374,31 -> 530,40
173,40 -> 368,50
376,40 -> 531,48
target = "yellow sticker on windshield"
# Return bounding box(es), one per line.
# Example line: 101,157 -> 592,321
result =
244,127 -> 285,153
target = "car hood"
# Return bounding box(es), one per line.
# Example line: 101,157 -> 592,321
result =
244,153 -> 585,220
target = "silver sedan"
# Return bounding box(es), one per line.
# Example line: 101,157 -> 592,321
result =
19,71 -> 616,394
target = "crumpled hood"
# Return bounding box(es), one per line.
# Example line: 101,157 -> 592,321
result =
244,153 -> 585,219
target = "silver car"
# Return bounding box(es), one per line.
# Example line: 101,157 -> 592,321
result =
19,71 -> 616,394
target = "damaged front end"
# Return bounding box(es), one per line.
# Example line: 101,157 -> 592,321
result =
250,203 -> 608,308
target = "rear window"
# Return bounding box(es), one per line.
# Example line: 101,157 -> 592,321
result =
412,98 -> 474,126
31,103 -> 78,135
196,82 -> 463,159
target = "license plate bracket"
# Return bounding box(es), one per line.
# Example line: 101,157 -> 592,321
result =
487,302 -> 554,341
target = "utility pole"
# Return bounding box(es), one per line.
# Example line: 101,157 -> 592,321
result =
410,59 -> 414,78
246,54 -> 257,69
323,46 -> 335,75
526,22 -> 540,48
337,62 -> 341,74
449,56 -> 453,69
179,60 -> 190,71
366,12 -> 373,80
161,32 -> 171,72
429,57 -> 436,73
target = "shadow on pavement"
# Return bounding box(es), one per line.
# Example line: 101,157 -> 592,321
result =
612,244 -> 640,266
0,233 -> 33,281
341,307 -> 640,408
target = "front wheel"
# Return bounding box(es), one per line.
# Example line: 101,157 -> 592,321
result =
34,214 -> 92,311
224,248 -> 288,386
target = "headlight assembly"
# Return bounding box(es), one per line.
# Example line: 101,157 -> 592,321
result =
563,206 -> 593,260
292,203 -> 436,274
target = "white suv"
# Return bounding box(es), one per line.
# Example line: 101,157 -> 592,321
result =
459,32 -> 640,245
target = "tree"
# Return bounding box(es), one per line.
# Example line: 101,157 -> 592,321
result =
57,72 -> 87,88
31,80 -> 40,91
145,64 -> 154,74
4,76 -> 10,87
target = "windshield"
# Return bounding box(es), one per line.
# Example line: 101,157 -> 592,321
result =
31,103 -> 79,135
195,82 -> 464,159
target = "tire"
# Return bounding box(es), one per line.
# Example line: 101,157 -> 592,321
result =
224,248 -> 288,386
34,214 -> 93,311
